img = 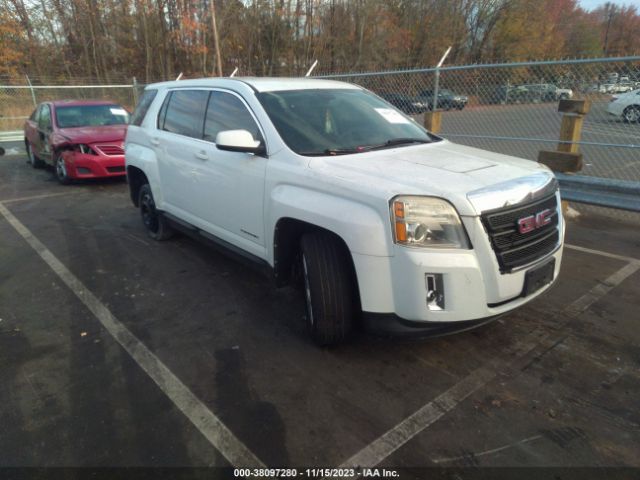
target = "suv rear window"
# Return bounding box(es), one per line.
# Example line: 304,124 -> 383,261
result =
161,90 -> 209,138
130,89 -> 157,126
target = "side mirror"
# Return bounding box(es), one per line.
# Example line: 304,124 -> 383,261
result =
215,129 -> 266,156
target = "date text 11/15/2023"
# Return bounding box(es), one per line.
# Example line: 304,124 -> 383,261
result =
233,468 -> 400,478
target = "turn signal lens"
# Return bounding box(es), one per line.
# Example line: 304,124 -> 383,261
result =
393,201 -> 405,219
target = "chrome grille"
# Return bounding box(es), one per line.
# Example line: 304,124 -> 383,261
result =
481,193 -> 560,273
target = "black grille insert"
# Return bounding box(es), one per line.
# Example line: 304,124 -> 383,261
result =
481,193 -> 559,272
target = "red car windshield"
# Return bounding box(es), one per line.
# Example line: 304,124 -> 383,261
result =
56,105 -> 130,128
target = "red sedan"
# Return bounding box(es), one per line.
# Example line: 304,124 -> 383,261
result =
24,100 -> 129,184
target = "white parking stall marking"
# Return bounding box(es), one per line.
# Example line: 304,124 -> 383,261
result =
565,243 -> 640,264
0,201 -> 266,469
582,124 -> 639,140
339,258 -> 640,468
1,191 -> 82,204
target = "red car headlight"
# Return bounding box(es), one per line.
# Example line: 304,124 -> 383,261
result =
73,144 -> 97,155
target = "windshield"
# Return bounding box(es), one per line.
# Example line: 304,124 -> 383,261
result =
56,105 -> 130,128
257,89 -> 436,156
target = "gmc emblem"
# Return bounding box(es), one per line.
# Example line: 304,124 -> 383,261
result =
517,209 -> 553,234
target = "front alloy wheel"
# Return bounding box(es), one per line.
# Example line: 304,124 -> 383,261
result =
302,254 -> 315,327
55,154 -> 71,184
300,232 -> 355,346
623,106 -> 640,123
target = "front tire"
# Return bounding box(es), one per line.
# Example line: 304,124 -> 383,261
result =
623,105 -> 640,123
55,153 -> 72,185
300,232 -> 355,346
138,184 -> 174,241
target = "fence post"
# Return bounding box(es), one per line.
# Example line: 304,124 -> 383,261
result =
132,77 -> 138,105
424,110 -> 442,134
424,67 -> 442,133
25,75 -> 37,107
425,47 -> 450,135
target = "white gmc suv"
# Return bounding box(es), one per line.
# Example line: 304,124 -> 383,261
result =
125,78 -> 564,345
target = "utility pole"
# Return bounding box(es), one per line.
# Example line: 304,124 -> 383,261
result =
603,5 -> 614,56
210,0 -> 223,77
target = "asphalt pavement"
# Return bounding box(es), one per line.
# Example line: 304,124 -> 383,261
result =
0,152 -> 639,475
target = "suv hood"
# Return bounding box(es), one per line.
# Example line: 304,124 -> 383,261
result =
58,125 -> 127,145
308,140 -> 554,216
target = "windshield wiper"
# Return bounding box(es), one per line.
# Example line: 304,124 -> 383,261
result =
298,138 -> 430,157
298,148 -> 361,156
360,138 -> 430,152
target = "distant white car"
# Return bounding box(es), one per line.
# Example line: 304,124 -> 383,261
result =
607,89 -> 640,123
611,83 -> 635,94
555,87 -> 573,100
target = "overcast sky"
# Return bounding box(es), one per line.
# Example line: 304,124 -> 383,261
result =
579,0 -> 640,10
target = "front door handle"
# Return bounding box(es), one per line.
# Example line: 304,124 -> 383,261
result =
195,151 -> 208,161
150,137 -> 160,146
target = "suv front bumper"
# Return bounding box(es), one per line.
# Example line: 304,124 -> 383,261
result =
351,214 -> 564,329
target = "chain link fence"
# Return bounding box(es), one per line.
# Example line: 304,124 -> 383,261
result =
1,58 -> 639,217
319,56 -> 640,185
0,80 -> 142,138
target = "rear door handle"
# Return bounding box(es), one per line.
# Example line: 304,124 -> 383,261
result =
150,137 -> 160,146
195,151 -> 208,161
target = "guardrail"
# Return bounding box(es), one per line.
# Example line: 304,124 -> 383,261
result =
0,130 -> 23,142
556,173 -> 640,212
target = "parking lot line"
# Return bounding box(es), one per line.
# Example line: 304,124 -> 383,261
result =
0,201 -> 266,469
1,191 -> 82,204
565,243 -> 640,264
339,259 -> 640,468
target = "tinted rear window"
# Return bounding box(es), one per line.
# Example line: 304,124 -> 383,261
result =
130,89 -> 157,126
161,90 -> 209,138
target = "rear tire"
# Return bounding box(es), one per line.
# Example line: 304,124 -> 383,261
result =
138,184 -> 174,241
300,232 -> 355,346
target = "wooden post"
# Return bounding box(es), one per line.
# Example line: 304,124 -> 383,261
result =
424,110 -> 442,134
557,99 -> 590,153
558,114 -> 584,153
539,99 -> 590,217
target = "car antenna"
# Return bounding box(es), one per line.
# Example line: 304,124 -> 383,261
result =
229,67 -> 238,78
305,60 -> 318,77
175,72 -> 183,81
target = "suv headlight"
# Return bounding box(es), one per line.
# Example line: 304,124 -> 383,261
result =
391,196 -> 470,249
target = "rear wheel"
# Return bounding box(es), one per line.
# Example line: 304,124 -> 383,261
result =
55,153 -> 72,185
26,142 -> 44,168
300,232 -> 355,346
623,105 -> 640,123
138,184 -> 174,241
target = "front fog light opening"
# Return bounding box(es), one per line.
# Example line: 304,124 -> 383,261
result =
425,273 -> 445,311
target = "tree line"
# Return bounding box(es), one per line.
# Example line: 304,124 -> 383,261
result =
1,0 -> 639,84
